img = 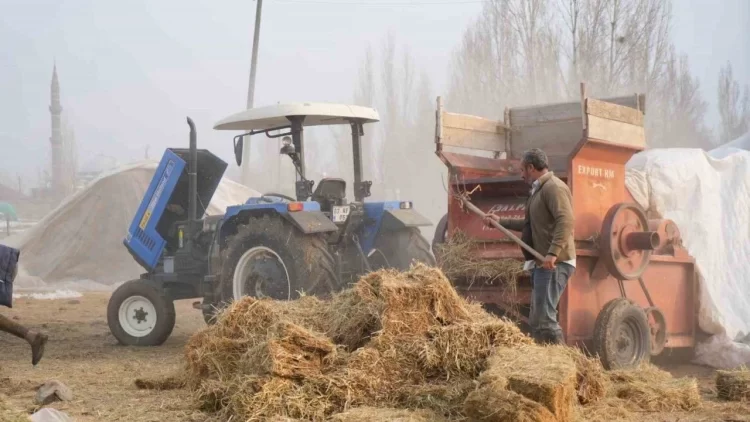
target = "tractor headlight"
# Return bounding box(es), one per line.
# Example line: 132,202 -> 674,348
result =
282,136 -> 292,147
399,201 -> 412,209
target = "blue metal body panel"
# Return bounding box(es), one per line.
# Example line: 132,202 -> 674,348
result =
124,150 -> 186,270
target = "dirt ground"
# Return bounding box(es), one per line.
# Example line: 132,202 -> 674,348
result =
1,293 -> 749,422
0,293 -> 215,422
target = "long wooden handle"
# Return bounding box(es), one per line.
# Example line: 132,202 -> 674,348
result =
459,196 -> 546,262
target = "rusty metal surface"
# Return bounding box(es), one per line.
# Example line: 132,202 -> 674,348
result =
456,195 -> 544,261
560,256 -> 696,348
446,190 -> 526,243
440,152 -> 521,178
600,203 -> 655,280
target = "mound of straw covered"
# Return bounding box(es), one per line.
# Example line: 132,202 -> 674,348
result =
435,230 -> 525,288
179,263 -> 705,421
716,367 -> 750,401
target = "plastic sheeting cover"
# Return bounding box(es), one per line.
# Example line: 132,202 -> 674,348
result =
625,131 -> 750,369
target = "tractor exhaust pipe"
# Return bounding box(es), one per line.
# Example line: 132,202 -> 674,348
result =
186,117 -> 198,249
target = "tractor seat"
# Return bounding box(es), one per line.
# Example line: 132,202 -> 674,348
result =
312,178 -> 347,211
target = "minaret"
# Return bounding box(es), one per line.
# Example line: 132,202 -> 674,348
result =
49,64 -> 65,196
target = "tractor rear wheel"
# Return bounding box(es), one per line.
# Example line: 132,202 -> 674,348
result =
107,280 -> 176,346
217,215 -> 339,307
432,214 -> 448,258
369,227 -> 436,271
593,298 -> 651,370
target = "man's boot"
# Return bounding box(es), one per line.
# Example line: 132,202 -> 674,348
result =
552,331 -> 565,345
536,330 -> 563,345
26,331 -> 48,366
0,315 -> 47,365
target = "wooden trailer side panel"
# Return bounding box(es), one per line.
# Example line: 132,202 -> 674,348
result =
507,94 -> 644,173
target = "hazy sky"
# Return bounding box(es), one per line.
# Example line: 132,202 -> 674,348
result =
1,0 -> 748,188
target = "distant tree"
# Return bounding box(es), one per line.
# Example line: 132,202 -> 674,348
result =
351,34 -> 447,233
448,0 -> 712,149
648,48 -> 712,149
447,0 -> 563,118
717,61 -> 750,143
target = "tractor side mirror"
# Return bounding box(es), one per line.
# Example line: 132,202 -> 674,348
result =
233,135 -> 244,166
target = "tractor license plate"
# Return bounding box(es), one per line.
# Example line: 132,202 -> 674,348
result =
332,206 -> 350,223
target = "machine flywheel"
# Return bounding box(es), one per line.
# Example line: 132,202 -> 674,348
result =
600,203 -> 660,280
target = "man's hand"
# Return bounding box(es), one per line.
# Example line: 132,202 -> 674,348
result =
483,213 -> 500,227
541,254 -> 557,270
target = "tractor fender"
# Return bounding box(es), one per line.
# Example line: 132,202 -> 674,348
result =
281,211 -> 338,234
379,208 -> 432,232
219,203 -> 337,242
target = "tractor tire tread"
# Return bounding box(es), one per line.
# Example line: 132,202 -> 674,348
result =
217,215 -> 339,306
407,228 -> 436,266
432,214 -> 448,258
372,227 -> 436,271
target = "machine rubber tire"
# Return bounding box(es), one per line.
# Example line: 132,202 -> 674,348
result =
594,298 -> 651,370
107,280 -> 176,346
218,215 -> 339,304
432,214 -> 448,258
369,227 -> 436,271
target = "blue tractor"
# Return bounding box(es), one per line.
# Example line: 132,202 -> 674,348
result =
107,103 -> 436,346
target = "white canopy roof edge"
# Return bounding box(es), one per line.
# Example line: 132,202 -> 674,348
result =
213,102 -> 380,131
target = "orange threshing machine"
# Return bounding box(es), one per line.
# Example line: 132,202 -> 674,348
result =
432,87 -> 697,369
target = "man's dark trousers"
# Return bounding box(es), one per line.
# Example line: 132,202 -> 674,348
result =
529,262 -> 575,344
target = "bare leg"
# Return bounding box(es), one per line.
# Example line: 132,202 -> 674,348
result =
0,313 -> 28,340
0,314 -> 48,365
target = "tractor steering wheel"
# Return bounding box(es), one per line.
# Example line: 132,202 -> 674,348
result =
259,192 -> 296,203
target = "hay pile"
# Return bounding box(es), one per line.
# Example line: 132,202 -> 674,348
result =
180,264 -> 704,421
608,364 -> 701,412
435,230 -> 525,288
716,367 -> 750,401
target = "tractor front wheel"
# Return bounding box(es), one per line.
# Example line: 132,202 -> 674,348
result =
218,215 -> 339,306
107,280 -> 176,346
369,228 -> 436,271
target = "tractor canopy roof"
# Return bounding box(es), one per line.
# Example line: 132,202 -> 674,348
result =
213,102 -> 380,131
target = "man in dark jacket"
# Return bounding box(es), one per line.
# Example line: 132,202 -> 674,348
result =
0,245 -> 48,366
484,148 -> 576,345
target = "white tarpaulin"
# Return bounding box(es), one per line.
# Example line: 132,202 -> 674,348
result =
625,131 -> 750,369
